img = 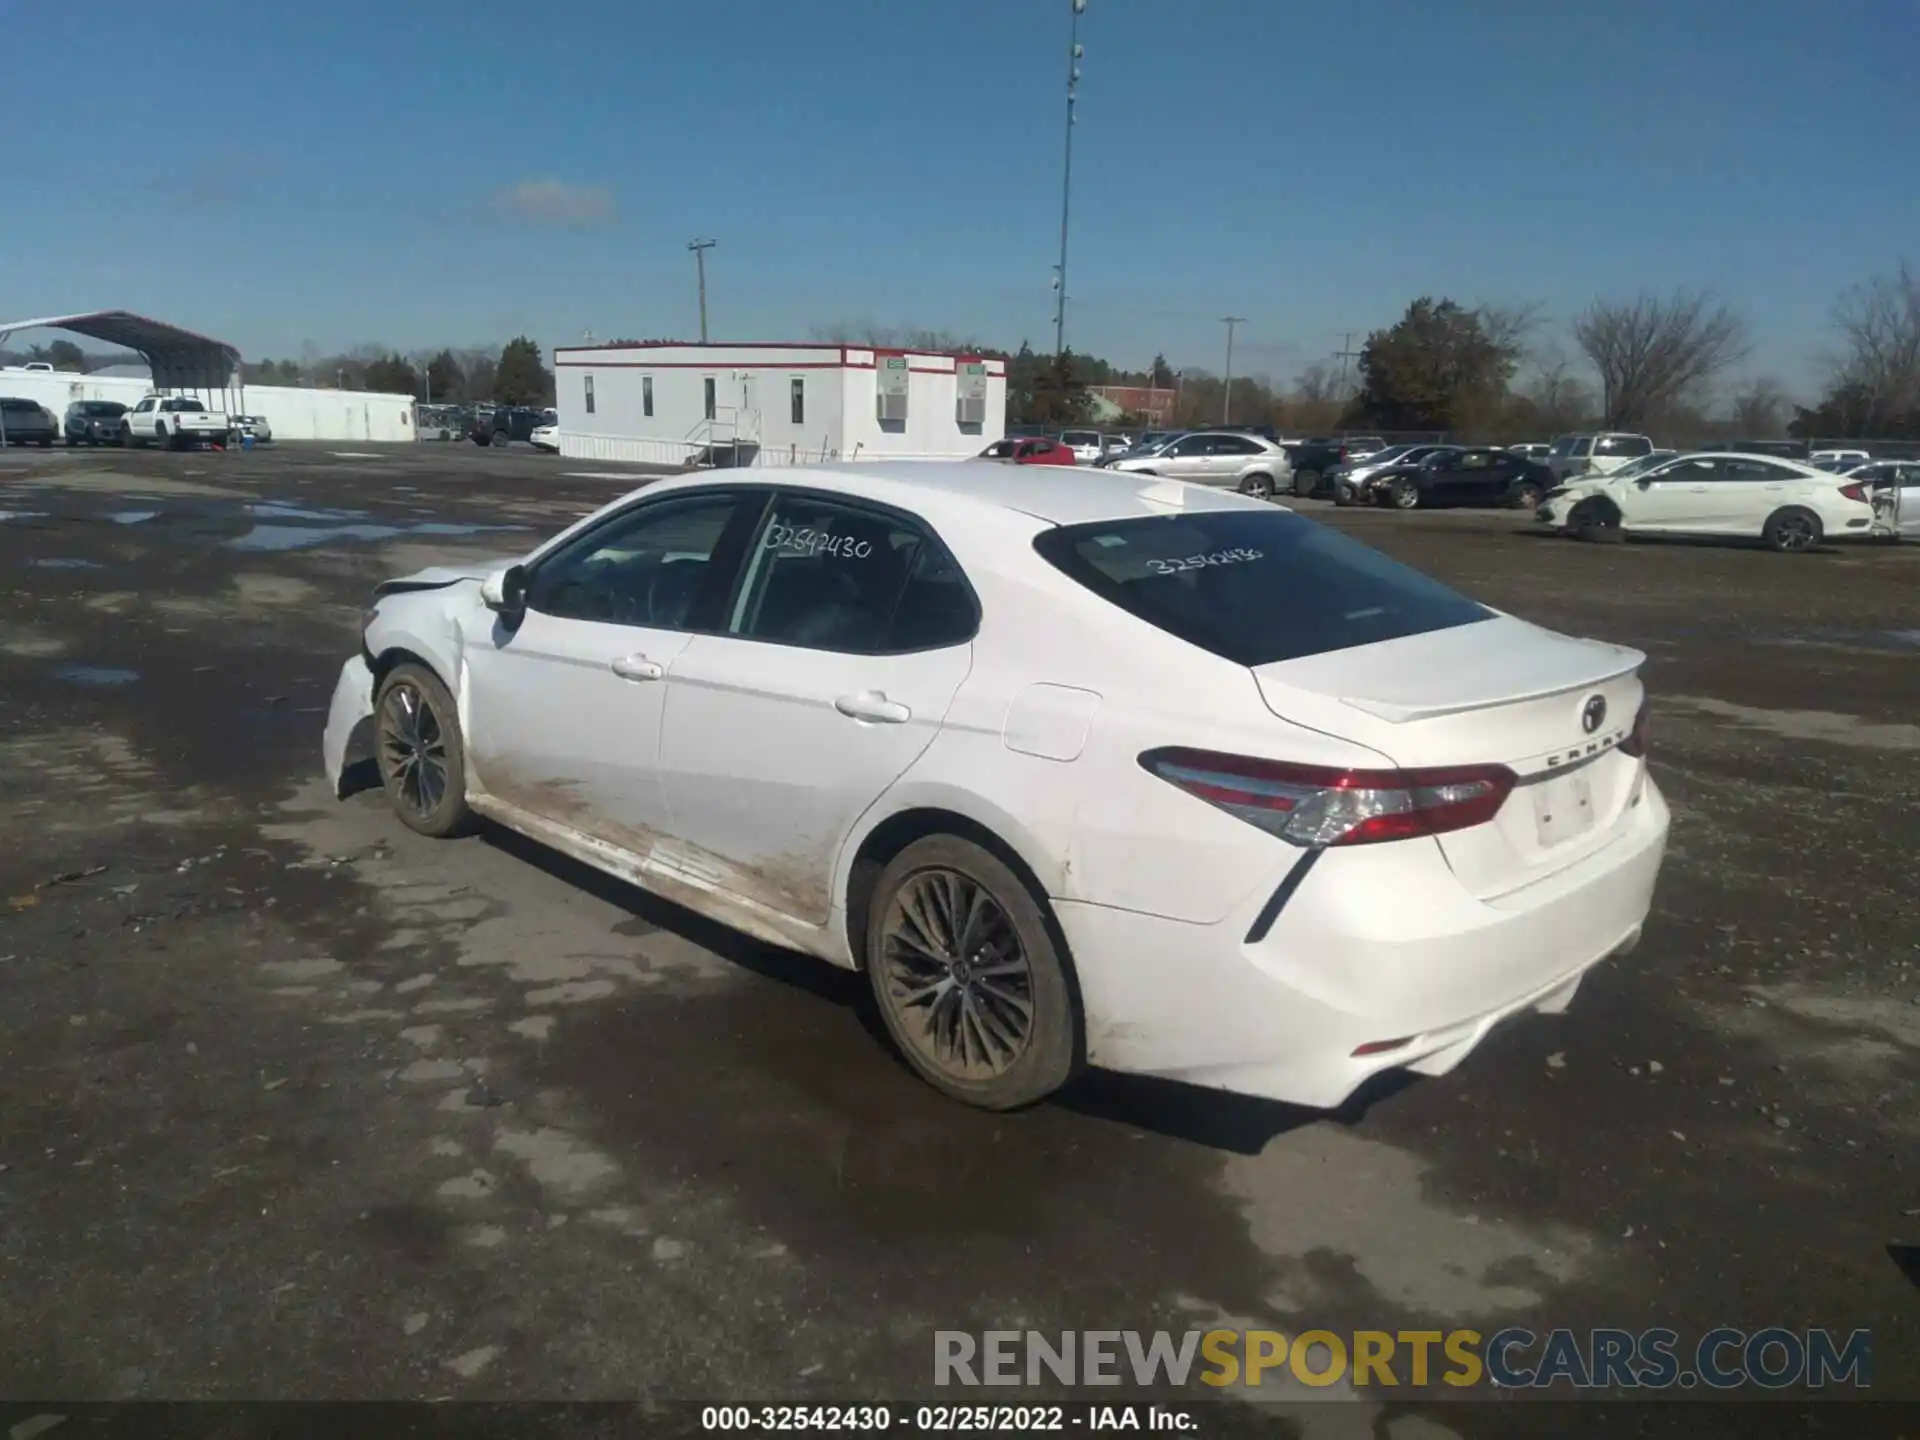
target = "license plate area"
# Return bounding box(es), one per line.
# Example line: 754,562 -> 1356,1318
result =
1532,771 -> 1596,847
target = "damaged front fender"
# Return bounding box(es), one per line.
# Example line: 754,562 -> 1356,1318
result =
323,655 -> 377,798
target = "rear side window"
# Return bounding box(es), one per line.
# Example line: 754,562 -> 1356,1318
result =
729,493 -> 977,654
1034,511 -> 1491,666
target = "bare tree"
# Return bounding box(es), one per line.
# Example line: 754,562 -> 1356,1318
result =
1292,361 -> 1343,405
1573,290 -> 1749,428
1519,353 -> 1594,435
1727,376 -> 1792,437
1475,300 -> 1547,365
1831,260 -> 1920,420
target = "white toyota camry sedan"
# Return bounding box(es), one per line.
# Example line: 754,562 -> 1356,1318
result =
323,462 -> 1668,1111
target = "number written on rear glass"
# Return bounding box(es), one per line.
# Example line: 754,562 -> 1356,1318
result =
764,523 -> 874,560
1144,548 -> 1264,575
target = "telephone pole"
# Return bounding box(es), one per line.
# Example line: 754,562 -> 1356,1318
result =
1053,0 -> 1088,358
687,238 -> 717,343
1220,316 -> 1245,424
1334,330 -> 1362,397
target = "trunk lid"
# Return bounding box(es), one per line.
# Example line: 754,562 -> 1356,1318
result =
1252,615 -> 1648,899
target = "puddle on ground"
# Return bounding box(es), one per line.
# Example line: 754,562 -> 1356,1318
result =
249,502 -> 368,522
28,558 -> 105,570
0,510 -> 51,522
1771,628 -> 1920,653
109,510 -> 159,525
51,665 -> 140,686
227,520 -> 520,552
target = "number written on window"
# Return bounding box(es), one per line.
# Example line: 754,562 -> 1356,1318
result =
1144,548 -> 1265,575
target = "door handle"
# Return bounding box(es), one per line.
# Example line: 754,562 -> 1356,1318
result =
610,654 -> 664,682
834,691 -> 911,724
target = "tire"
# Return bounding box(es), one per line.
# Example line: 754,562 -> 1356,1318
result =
1238,471 -> 1276,500
492,430 -> 509,448
1293,468 -> 1322,499
64,436 -> 76,448
1510,481 -> 1544,510
1763,506 -> 1822,553
1567,497 -> 1623,543
121,425 -> 139,448
864,834 -> 1079,1111
373,663 -> 477,839
1389,477 -> 1421,510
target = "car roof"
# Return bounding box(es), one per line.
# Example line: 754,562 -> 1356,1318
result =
636,459 -> 1269,526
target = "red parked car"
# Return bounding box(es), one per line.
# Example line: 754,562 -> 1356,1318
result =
978,437 -> 1077,466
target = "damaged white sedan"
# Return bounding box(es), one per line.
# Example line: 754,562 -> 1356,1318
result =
324,463 -> 1668,1111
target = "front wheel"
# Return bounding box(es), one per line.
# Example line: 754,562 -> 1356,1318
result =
1389,477 -> 1421,510
1510,481 -> 1544,510
1763,506 -> 1822,553
1238,471 -> 1276,500
374,663 -> 477,838
1567,497 -> 1623,543
865,835 -> 1080,1110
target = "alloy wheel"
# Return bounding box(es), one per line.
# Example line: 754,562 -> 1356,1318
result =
378,681 -> 449,817
878,868 -> 1034,1079
1775,514 -> 1816,551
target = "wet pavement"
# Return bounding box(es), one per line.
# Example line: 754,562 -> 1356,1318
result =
0,442 -> 1915,1430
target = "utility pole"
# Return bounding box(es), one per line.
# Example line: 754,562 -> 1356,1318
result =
687,239 -> 717,343
1220,316 -> 1245,424
1053,0 -> 1087,358
1334,330 -> 1362,397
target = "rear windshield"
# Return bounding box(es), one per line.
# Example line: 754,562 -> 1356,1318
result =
1033,510 -> 1492,666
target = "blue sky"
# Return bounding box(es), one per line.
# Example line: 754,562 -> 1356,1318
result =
1,0 -> 1912,395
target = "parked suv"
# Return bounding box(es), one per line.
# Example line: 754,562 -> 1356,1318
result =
0,397 -> 57,446
1546,432 -> 1655,482
1106,429 -> 1293,499
64,400 -> 129,446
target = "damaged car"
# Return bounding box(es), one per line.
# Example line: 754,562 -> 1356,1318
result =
325,464 -> 1668,1111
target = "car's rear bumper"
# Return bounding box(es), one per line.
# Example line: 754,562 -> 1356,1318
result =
1055,774 -> 1669,1108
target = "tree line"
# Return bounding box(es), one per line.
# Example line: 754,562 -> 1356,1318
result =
822,258 -> 1918,444
240,337 -> 555,407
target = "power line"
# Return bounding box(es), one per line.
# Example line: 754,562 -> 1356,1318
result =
687,239 -> 717,343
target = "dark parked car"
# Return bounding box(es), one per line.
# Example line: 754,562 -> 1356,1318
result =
64,400 -> 129,446
1329,443 -> 1461,505
0,397 -> 57,447
470,405 -> 547,446
1283,437 -> 1359,498
1377,446 -> 1554,510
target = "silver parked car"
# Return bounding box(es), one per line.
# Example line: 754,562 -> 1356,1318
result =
1105,429 -> 1294,499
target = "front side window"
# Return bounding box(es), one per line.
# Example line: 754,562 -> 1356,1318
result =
790,376 -> 805,425
584,374 -> 596,414
728,494 -> 976,654
643,376 -> 654,417
703,377 -> 717,421
527,492 -> 750,630
1034,510 -> 1491,667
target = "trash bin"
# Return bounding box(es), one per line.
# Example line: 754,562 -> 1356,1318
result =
241,432 -> 255,451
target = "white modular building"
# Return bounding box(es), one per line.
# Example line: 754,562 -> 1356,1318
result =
551,342 -> 1006,467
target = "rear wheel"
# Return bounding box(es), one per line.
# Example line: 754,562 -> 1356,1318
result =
1238,471 -> 1276,500
1293,468 -> 1322,499
374,663 -> 477,838
1763,506 -> 1822,553
865,835 -> 1079,1110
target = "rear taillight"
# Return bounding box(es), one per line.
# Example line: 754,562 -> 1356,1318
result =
1838,482 -> 1870,504
1141,748 -> 1516,848
1619,703 -> 1649,759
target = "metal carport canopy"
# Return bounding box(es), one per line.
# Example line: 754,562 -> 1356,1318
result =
0,309 -> 240,393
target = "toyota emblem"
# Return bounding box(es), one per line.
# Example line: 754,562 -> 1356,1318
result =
1581,695 -> 1608,734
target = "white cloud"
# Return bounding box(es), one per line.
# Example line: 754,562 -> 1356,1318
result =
487,179 -> 617,230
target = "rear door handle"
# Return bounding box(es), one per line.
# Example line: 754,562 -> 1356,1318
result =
610,654 -> 664,682
834,691 -> 911,724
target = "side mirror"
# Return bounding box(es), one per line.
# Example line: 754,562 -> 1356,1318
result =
481,564 -> 527,617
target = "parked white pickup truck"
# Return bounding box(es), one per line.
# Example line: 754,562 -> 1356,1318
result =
122,394 -> 229,449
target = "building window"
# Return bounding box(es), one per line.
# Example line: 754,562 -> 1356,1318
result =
584,374 -> 596,414
642,376 -> 653,417
703,377 -> 716,421
790,377 -> 805,426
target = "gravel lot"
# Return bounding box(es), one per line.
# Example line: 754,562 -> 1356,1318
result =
1,441 -> 1914,1431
